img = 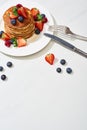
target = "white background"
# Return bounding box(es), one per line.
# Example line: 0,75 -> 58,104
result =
0,0 -> 87,130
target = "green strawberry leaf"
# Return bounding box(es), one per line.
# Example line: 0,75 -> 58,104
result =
37,14 -> 43,21
11,38 -> 18,47
13,7 -> 18,16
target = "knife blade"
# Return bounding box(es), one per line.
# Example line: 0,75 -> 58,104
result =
44,33 -> 87,58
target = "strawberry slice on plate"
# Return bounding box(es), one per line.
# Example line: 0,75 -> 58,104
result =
1,32 -> 10,40
17,37 -> 27,47
45,53 -> 55,65
35,21 -> 44,31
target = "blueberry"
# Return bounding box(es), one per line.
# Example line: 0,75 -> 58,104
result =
0,66 -> 4,71
1,74 -> 6,80
35,28 -> 40,34
10,38 -> 17,47
0,31 -> 3,35
56,67 -> 62,73
11,19 -> 16,25
9,39 -> 14,44
18,16 -> 24,22
7,61 -> 13,67
41,14 -> 45,18
0,31 -> 4,37
66,67 -> 72,74
60,59 -> 66,65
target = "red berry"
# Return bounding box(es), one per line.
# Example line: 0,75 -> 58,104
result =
33,15 -> 37,21
16,4 -> 23,8
42,17 -> 48,23
5,40 -> 11,47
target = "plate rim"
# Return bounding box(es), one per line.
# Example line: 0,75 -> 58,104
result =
0,1 -> 54,57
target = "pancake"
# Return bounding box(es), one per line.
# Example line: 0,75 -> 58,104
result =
3,5 -> 35,39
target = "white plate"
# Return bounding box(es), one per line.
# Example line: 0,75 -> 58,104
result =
0,1 -> 54,56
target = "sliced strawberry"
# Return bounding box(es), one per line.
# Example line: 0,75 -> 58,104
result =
45,53 -> 55,65
9,11 -> 18,19
35,21 -> 44,31
17,37 -> 27,47
18,7 -> 27,18
1,32 -> 10,40
30,8 -> 40,17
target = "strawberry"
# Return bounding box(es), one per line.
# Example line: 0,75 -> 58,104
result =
35,21 -> 44,31
18,7 -> 27,18
17,37 -> 27,47
30,8 -> 40,17
45,53 -> 55,65
1,32 -> 10,40
9,12 -> 18,19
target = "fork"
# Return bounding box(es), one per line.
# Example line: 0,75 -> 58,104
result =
48,25 -> 87,41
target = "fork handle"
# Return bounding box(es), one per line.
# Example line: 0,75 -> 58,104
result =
70,33 -> 87,41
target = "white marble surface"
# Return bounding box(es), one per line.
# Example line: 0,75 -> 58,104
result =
0,0 -> 87,130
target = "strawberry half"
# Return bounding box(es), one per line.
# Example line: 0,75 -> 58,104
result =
45,53 -> 55,65
18,7 -> 27,18
17,37 -> 27,47
9,11 -> 18,19
30,8 -> 40,17
1,32 -> 10,40
35,21 -> 44,31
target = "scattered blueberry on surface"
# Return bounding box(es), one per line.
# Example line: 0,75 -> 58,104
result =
7,61 -> 13,67
0,61 -> 13,81
56,58 -> 73,74
11,19 -> 16,25
0,66 -> 4,71
56,67 -> 62,73
18,16 -> 24,22
1,74 -> 6,80
66,67 -> 72,74
60,59 -> 66,65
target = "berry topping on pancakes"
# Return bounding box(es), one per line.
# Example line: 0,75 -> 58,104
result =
1,3 -> 48,48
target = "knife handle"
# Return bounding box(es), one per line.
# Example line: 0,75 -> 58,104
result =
74,48 -> 87,58
53,35 -> 87,58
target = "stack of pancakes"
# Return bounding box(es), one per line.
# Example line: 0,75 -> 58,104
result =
3,6 -> 35,39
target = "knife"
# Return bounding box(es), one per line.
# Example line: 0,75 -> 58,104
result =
44,33 -> 87,58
